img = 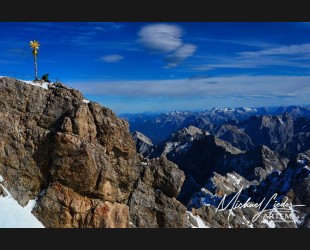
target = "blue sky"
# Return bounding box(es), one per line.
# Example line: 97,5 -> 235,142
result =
1,22 -> 310,113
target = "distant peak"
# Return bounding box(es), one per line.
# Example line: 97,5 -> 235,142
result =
132,131 -> 153,145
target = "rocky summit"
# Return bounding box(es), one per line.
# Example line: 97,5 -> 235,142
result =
0,77 -> 188,228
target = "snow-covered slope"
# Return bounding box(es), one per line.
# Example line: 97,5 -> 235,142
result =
0,175 -> 44,228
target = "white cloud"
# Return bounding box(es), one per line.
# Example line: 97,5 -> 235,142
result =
138,23 -> 196,68
138,24 -> 183,53
100,54 -> 124,63
165,44 -> 197,69
240,43 -> 310,57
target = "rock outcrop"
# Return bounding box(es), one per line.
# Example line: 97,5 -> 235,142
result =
128,156 -> 186,228
132,131 -> 155,157
0,77 -> 187,228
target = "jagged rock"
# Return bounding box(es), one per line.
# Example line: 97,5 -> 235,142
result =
191,206 -> 267,228
0,77 -> 187,228
164,133 -> 244,204
206,172 -> 254,196
150,123 -> 289,207
133,131 -> 153,146
128,157 -> 187,228
121,111 -> 214,144
170,126 -> 205,142
123,110 -> 310,158
239,114 -> 310,157
221,145 -> 288,182
121,107 -> 264,144
213,124 -> 254,150
154,126 -> 208,158
292,152 -> 310,218
189,150 -> 310,228
132,131 -> 155,157
33,182 -> 129,228
167,134 -> 243,184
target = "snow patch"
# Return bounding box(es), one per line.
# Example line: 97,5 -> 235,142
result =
187,212 -> 209,228
262,219 -> 276,228
0,177 -> 44,228
195,216 -> 208,228
277,117 -> 284,125
228,173 -> 241,185
0,175 -> 3,182
163,142 -> 179,155
244,107 -> 257,112
298,159 -> 306,164
288,205 -> 302,225
83,99 -> 90,104
22,80 -> 50,90
179,142 -> 191,153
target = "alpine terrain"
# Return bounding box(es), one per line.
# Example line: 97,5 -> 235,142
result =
123,107 -> 310,228
1,76 -> 309,228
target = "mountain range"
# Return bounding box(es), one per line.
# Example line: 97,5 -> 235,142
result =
121,106 -> 310,143
123,106 -> 310,228
1,76 -> 309,228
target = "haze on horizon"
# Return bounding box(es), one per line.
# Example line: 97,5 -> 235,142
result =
1,22 -> 310,113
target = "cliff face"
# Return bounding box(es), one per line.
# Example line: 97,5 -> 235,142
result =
0,77 -> 187,228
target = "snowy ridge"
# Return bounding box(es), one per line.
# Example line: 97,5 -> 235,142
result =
0,175 -> 44,228
210,107 -> 257,113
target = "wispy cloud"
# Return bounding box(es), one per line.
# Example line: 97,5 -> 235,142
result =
71,75 -> 310,113
240,43 -> 310,57
192,38 -> 276,49
191,65 -> 213,71
100,54 -> 124,63
192,43 -> 310,71
138,23 -> 197,68
71,75 -> 310,98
